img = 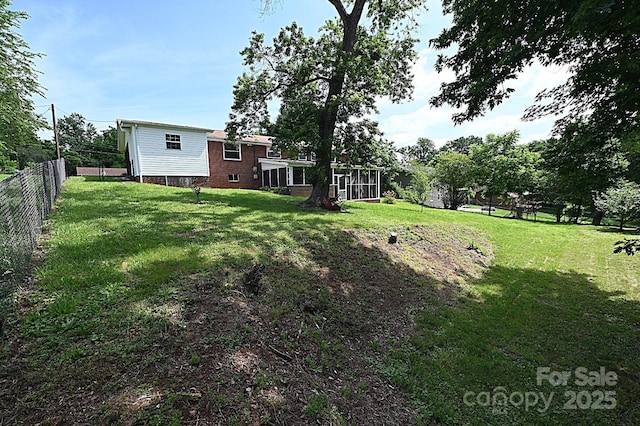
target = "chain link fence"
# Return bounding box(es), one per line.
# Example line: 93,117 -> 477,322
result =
1,158 -> 67,314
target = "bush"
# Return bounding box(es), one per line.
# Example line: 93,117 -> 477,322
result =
382,190 -> 397,204
273,187 -> 291,195
0,156 -> 18,174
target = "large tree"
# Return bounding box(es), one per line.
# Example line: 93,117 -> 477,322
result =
594,179 -> 640,230
399,137 -> 436,165
539,122 -> 628,223
470,131 -> 539,215
57,114 -> 124,169
0,0 -> 46,168
432,150 -> 474,210
438,135 -> 482,156
430,0 -> 640,142
226,0 -> 426,207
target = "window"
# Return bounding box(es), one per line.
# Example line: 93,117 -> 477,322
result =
165,134 -> 181,150
228,174 -> 240,182
292,167 -> 305,185
267,148 -> 281,159
224,142 -> 241,160
298,153 -> 307,161
310,152 -> 317,161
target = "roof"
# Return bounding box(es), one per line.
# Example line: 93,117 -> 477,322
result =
117,119 -> 214,133
207,130 -> 274,146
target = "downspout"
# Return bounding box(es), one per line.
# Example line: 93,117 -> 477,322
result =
133,124 -> 143,183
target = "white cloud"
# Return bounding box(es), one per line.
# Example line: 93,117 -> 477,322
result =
376,49 -> 570,148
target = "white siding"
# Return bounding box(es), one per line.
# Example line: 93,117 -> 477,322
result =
134,125 -> 209,176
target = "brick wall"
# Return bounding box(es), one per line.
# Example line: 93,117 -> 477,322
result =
208,141 -> 266,189
289,185 -> 312,198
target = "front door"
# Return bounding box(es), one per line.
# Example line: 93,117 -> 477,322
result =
333,174 -> 348,200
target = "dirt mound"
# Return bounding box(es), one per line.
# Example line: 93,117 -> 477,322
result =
1,225 -> 491,425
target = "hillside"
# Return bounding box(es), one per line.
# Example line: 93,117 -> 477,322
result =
1,178 -> 638,425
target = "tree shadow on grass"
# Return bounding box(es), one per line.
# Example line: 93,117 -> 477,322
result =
2,180 -> 639,425
403,264 -> 640,425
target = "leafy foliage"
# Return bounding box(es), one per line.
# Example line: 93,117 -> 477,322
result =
398,137 -> 436,165
0,0 -> 46,168
469,131 -> 540,213
438,135 -> 482,156
594,179 -> 640,230
538,123 -> 627,222
404,161 -> 434,211
226,0 -> 426,206
56,113 -> 124,169
432,150 -> 475,210
614,239 -> 640,256
430,0 -> 640,141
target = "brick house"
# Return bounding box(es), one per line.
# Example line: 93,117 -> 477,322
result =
117,119 -> 380,201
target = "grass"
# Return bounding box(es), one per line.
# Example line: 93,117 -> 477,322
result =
1,177 -> 638,425
0,173 -> 13,181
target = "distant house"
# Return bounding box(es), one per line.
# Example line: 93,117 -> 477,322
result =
117,119 -> 380,202
76,167 -> 128,177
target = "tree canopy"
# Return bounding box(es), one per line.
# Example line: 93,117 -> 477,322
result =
226,0 -> 426,207
0,0 -> 45,170
430,0 -> 640,142
432,150 -> 474,210
398,137 -> 436,165
594,179 -> 640,230
57,113 -> 124,169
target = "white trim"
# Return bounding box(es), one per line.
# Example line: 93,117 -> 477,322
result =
223,142 -> 242,161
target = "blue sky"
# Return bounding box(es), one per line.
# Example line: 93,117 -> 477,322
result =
14,0 -> 569,148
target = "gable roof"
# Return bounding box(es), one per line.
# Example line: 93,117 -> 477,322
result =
117,119 -> 214,133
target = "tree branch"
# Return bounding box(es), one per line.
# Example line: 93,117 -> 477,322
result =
328,0 -> 348,22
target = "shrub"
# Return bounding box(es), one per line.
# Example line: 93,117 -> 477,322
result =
382,190 -> 397,204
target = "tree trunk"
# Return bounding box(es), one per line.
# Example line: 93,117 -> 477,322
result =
555,208 -> 562,223
301,0 -> 366,208
591,210 -> 603,226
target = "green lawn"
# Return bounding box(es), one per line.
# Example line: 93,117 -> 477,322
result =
0,173 -> 13,181
1,178 -> 638,425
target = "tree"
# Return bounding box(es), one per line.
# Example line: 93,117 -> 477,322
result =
404,161 -> 434,211
539,123 -> 627,223
438,135 -> 482,156
432,150 -> 474,210
226,0 -> 426,207
430,1 -> 640,142
57,113 -> 98,169
0,0 -> 46,168
469,131 -> 540,215
594,180 -> 640,230
399,137 -> 436,165
56,114 -> 124,169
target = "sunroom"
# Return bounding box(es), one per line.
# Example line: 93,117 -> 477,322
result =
258,158 -> 380,202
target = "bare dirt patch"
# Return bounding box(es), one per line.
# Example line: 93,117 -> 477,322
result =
1,224 -> 491,425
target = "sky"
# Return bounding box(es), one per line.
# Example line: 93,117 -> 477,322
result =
13,0 -> 570,148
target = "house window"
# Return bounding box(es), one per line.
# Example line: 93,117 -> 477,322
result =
298,153 -> 307,161
292,167 -> 305,185
310,152 -> 316,161
165,134 -> 181,150
224,142 -> 241,160
228,174 -> 240,182
267,148 -> 281,159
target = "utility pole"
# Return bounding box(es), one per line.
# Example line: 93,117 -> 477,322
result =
51,103 -> 60,159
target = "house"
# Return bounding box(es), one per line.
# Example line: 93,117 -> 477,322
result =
76,167 -> 128,177
117,119 -> 380,202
